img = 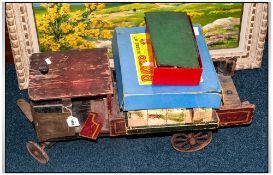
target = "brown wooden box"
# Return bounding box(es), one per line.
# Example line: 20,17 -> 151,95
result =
28,48 -> 114,142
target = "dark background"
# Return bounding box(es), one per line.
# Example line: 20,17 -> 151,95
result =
5,21 -> 13,64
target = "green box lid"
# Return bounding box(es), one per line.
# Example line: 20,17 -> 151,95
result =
145,12 -> 199,68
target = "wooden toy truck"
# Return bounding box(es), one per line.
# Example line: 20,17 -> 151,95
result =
17,48 -> 254,164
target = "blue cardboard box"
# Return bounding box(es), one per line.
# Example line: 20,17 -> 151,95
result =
112,25 -> 222,111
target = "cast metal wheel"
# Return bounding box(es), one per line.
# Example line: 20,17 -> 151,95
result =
26,141 -> 49,164
171,131 -> 212,152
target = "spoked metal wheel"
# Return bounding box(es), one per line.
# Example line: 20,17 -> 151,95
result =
171,131 -> 212,152
26,141 -> 49,164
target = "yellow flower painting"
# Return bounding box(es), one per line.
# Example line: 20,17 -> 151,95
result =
34,3 -> 243,52
35,3 -> 112,52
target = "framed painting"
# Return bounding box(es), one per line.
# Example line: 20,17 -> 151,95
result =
5,3 -> 268,89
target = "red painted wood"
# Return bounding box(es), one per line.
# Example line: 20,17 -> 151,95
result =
217,103 -> 255,127
79,112 -> 104,140
28,48 -> 113,101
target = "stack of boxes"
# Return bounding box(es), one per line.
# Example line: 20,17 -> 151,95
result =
112,12 -> 222,134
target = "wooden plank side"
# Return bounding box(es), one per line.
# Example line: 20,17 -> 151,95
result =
17,99 -> 33,122
109,87 -> 126,136
218,75 -> 241,106
31,97 -> 111,141
33,112 -> 76,142
29,48 -> 113,101
217,102 -> 255,127
90,98 -> 109,133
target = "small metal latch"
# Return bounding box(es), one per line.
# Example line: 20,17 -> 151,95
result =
39,64 -> 49,74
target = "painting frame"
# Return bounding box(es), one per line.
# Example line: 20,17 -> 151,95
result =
5,3 -> 268,90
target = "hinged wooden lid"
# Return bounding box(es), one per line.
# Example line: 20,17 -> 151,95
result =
28,48 -> 113,101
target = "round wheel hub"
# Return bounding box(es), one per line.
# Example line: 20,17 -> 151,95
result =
171,131 -> 213,153
189,137 -> 197,145
26,141 -> 49,164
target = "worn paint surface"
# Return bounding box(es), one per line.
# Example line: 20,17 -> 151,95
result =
217,102 -> 255,126
31,96 -> 111,142
217,75 -> 255,126
29,48 -> 113,101
79,112 -> 104,140
109,87 -> 126,136
218,75 -> 241,106
32,112 -> 75,142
